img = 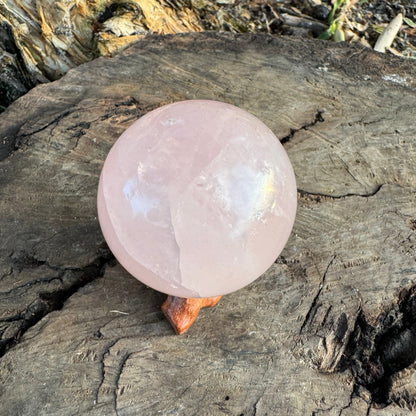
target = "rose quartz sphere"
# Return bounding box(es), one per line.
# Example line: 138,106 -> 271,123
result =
97,100 -> 297,298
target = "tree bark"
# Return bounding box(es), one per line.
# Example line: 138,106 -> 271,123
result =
0,33 -> 415,415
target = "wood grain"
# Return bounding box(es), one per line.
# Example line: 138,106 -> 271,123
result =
0,33 -> 415,415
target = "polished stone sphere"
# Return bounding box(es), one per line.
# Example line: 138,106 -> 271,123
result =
97,100 -> 297,298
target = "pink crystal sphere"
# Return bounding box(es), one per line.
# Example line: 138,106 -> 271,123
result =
97,100 -> 297,298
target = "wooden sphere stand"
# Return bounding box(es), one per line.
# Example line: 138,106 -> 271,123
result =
161,296 -> 222,335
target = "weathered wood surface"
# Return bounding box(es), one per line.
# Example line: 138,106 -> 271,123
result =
0,32 -> 416,415
0,0 -> 301,109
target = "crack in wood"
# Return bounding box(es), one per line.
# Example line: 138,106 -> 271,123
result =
251,389 -> 268,416
10,252 -> 64,272
253,398 -> 258,416
19,110 -> 73,139
280,110 -> 325,145
300,255 -> 336,335
67,121 -> 91,150
0,109 -> 71,159
298,185 -> 383,201
337,389 -> 354,416
320,305 -> 333,328
0,250 -> 114,358
178,377 -> 198,399
0,313 -> 24,323
1,97 -> 150,161
114,352 -> 132,415
341,117 -> 386,128
0,274 -> 64,296
94,339 -> 120,406
340,285 -> 416,409
311,406 -> 334,415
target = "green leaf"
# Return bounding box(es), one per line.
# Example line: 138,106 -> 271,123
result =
330,20 -> 338,34
333,0 -> 343,14
318,29 -> 332,40
372,24 -> 385,34
404,17 -> 416,28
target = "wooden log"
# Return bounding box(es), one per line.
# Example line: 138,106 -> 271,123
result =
0,32 -> 415,415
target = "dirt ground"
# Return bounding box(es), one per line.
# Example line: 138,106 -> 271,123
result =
226,0 -> 416,57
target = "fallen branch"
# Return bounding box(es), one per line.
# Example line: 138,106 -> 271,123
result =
374,13 -> 403,53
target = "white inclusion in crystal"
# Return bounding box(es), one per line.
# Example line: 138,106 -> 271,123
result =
137,162 -> 145,177
161,118 -> 184,126
123,177 -> 157,217
215,164 -> 274,236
